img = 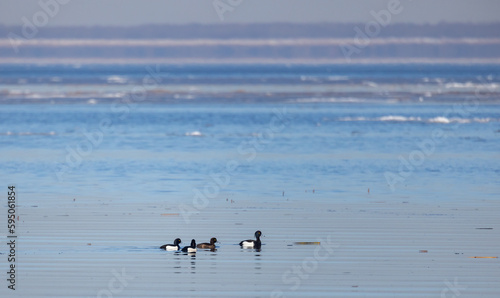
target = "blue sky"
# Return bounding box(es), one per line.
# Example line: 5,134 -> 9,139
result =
1,0 -> 499,26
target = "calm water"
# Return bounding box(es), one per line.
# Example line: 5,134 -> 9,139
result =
1,64 -> 499,297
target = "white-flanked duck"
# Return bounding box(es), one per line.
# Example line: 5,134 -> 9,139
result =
181,239 -> 197,253
240,230 -> 262,249
160,238 -> 182,251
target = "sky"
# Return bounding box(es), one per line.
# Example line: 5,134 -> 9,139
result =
0,0 -> 499,26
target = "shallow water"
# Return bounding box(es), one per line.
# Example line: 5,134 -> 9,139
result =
7,198 -> 500,297
0,64 -> 499,297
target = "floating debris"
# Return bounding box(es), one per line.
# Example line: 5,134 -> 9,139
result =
161,213 -> 180,216
470,256 -> 498,258
294,242 -> 321,245
419,250 -> 428,253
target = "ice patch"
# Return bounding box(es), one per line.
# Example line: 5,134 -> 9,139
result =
379,116 -> 421,122
294,97 -> 365,103
336,116 -> 494,124
445,82 -> 498,89
363,81 -> 378,88
106,76 -> 128,84
428,116 -> 451,124
300,76 -> 320,82
338,117 -> 368,121
185,131 -> 203,137
473,118 -> 492,123
327,76 -> 349,81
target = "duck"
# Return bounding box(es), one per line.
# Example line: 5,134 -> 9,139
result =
197,237 -> 218,249
181,239 -> 197,253
239,230 -> 262,249
160,238 -> 182,251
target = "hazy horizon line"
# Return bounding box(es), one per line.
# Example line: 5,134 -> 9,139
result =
2,21 -> 500,28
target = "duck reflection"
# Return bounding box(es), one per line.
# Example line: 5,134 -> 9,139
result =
254,252 -> 262,271
171,250 -> 196,274
189,253 -> 196,274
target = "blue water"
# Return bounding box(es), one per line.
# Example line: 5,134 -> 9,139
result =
0,64 -> 499,204
1,63 -> 500,84
1,64 -> 500,297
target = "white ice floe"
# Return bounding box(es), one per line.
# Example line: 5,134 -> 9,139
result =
337,115 -> 494,124
185,131 -> 203,137
300,76 -> 320,82
294,97 -> 365,103
363,81 -> 378,88
445,82 -> 498,89
428,116 -> 451,124
379,115 -> 421,122
473,118 -> 492,123
327,76 -> 348,81
106,76 -> 128,84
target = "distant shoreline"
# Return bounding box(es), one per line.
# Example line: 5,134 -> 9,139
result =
2,23 -> 499,62
2,58 -> 500,65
